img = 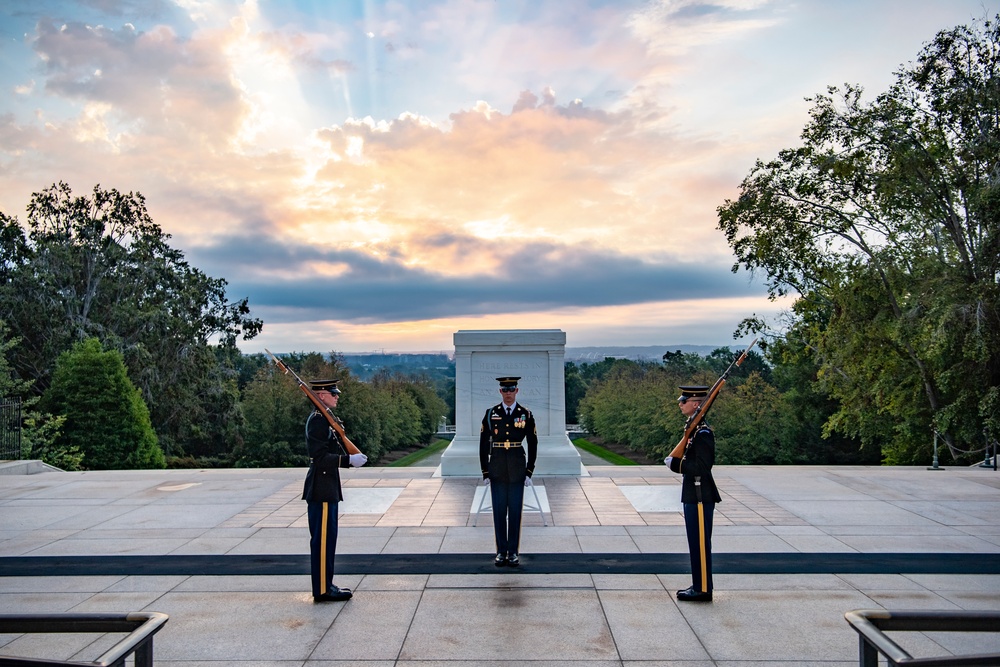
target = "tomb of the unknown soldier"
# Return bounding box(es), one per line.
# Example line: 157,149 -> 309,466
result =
438,328 -> 583,477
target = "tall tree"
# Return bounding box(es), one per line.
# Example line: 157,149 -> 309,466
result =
0,183 -> 262,455
718,16 -> 1000,463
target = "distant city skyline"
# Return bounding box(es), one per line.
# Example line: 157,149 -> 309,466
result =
0,1 -> 990,353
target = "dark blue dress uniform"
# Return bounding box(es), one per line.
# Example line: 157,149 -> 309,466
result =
668,421 -> 721,597
479,379 -> 538,565
303,384 -> 352,601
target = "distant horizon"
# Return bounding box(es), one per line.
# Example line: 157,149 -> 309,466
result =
262,342 -> 745,357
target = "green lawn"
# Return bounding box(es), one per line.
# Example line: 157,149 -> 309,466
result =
387,438 -> 452,467
571,437 -> 639,465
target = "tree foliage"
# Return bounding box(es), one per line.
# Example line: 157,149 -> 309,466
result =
41,338 -> 164,470
237,352 -> 448,466
578,360 -> 681,459
578,357 -> 723,462
718,16 -> 1000,464
767,323 -> 881,465
711,372 -> 797,465
564,362 -> 587,423
0,321 -> 77,469
575,345 -> 869,466
231,360 -> 306,468
0,183 -> 262,456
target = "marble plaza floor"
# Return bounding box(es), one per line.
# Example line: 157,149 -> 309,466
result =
1,462 -> 999,666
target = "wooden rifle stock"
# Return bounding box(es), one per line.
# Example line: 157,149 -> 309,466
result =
668,338 -> 758,459
264,348 -> 362,456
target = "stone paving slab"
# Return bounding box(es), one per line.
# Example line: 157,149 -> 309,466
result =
2,572 -> 998,664
1,464 -> 999,665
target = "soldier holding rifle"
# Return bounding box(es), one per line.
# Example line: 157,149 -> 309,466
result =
664,385 -> 720,602
264,354 -> 368,602
264,351 -> 370,602
303,379 -> 368,602
664,341 -> 754,602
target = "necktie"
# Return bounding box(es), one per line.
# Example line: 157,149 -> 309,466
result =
506,407 -> 511,417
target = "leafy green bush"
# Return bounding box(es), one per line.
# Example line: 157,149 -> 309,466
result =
42,338 -> 164,469
21,412 -> 80,470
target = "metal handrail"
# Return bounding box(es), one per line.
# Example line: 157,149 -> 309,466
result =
0,612 -> 168,667
845,609 -> 1000,666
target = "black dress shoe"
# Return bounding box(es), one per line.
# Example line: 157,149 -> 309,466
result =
506,553 -> 519,567
314,587 -> 352,602
494,553 -> 508,567
676,587 -> 712,602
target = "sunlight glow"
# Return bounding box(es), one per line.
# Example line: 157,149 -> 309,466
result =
0,0 -> 981,354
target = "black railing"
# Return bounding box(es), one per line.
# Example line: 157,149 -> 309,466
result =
845,609 -> 1000,666
0,397 -> 21,460
0,612 -> 168,666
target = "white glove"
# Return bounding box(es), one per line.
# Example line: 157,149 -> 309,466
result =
349,453 -> 368,467
483,477 -> 490,486
663,456 -> 674,467
524,477 -> 533,487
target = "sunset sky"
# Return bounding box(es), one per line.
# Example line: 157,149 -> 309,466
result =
0,0 -> 992,354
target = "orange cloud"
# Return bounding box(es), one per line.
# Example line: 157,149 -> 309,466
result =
0,0 -> 833,352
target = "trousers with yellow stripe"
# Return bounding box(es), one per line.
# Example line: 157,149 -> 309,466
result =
307,500 -> 339,597
682,501 -> 715,593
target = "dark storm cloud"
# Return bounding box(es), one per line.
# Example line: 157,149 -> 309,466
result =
188,232 -> 762,324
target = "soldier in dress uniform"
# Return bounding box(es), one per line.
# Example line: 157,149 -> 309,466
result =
479,376 -> 538,567
664,385 -> 720,602
303,379 -> 368,602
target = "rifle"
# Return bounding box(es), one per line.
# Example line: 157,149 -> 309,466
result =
264,348 -> 362,456
668,338 -> 758,459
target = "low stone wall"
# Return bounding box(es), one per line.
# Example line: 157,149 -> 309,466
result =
0,459 -> 64,474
